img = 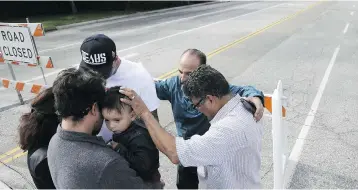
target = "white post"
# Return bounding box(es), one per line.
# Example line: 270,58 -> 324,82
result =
272,81 -> 284,189
277,81 -> 287,172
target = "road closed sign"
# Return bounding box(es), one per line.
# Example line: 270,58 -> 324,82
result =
0,26 -> 38,64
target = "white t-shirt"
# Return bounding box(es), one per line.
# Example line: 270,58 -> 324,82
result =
98,58 -> 160,142
105,58 -> 159,111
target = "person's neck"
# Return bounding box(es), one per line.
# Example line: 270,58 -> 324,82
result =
207,94 -> 233,121
61,118 -> 93,135
217,94 -> 234,110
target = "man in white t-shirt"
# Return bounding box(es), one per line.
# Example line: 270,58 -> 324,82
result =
78,34 -> 160,142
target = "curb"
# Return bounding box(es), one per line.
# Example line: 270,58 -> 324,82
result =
44,28 -> 58,33
55,1 -> 221,30
0,180 -> 11,189
0,98 -> 32,113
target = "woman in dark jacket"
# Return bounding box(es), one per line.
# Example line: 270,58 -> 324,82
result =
18,87 -> 59,189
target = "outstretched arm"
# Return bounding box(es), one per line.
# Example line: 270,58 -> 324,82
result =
229,85 -> 265,121
154,78 -> 173,101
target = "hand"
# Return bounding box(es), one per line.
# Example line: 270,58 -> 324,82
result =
110,141 -> 119,150
243,97 -> 264,122
109,141 -> 123,153
107,141 -> 119,150
119,87 -> 151,117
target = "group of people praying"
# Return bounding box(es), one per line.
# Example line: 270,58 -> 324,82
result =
18,34 -> 265,189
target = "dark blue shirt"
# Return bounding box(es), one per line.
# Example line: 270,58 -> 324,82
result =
155,76 -> 264,140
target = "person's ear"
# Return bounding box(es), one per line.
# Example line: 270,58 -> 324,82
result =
206,95 -> 214,103
90,103 -> 99,116
206,95 -> 217,107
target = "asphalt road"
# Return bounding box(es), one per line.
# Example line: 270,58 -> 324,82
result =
1,1 -> 358,189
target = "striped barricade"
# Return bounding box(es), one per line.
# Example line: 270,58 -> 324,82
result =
0,22 -> 53,105
1,78 -> 48,94
0,23 -> 45,37
0,54 -> 54,68
264,93 -> 286,117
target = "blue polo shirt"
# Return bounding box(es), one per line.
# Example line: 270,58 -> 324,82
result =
155,76 -> 264,140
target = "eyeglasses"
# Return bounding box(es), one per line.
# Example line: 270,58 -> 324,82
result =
192,97 -> 205,109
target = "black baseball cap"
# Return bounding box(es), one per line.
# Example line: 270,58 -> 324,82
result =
79,34 -> 117,79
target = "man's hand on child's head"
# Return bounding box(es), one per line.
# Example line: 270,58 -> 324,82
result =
119,87 -> 151,117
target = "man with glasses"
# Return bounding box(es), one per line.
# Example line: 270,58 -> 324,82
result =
154,49 -> 264,189
120,64 -> 264,189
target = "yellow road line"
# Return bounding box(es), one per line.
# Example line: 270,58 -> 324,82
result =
159,1 -> 322,80
0,1 -> 322,165
0,151 -> 27,166
206,1 -> 322,59
158,69 -> 177,80
0,147 -> 21,160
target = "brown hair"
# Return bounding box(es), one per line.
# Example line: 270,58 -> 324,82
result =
101,86 -> 131,113
18,87 -> 59,151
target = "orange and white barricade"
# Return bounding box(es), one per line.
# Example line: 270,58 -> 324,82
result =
263,80 -> 288,189
1,78 -> 48,94
0,23 -> 45,37
0,55 -> 54,69
0,21 -> 53,104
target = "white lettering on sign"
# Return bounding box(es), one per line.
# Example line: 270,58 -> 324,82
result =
81,50 -> 106,65
0,26 -> 37,64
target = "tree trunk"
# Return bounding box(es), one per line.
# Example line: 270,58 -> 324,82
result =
70,1 -> 78,14
125,1 -> 131,11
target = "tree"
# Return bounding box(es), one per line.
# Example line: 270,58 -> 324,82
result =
70,1 -> 77,14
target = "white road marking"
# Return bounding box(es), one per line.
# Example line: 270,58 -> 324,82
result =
0,53 -> 139,91
351,11 -> 354,16
105,3 -> 284,54
38,43 -> 80,53
118,53 -> 139,60
343,23 -> 350,34
38,2 -> 261,54
284,46 -> 340,187
1,2 -> 284,90
109,2 -> 262,38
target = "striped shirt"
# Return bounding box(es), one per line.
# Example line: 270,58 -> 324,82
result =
176,94 -> 263,189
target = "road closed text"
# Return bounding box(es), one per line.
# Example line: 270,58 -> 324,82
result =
1,31 -> 34,59
0,26 -> 37,64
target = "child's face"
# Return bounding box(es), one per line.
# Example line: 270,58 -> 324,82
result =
102,106 -> 135,133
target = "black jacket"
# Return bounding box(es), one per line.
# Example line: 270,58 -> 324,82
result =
27,146 -> 56,189
27,115 -> 58,189
112,123 -> 160,182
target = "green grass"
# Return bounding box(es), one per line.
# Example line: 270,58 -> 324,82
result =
6,10 -> 137,31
